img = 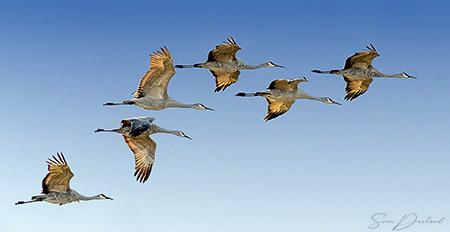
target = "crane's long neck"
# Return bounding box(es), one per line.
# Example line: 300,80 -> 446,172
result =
165,98 -> 197,109
240,63 -> 270,70
151,124 -> 181,137
301,94 -> 329,103
375,72 -> 407,78
72,191 -> 103,201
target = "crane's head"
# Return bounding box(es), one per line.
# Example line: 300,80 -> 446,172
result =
176,131 -> 192,140
194,103 -> 214,111
324,97 -> 342,106
265,62 -> 284,68
96,194 -> 113,200
402,72 -> 417,79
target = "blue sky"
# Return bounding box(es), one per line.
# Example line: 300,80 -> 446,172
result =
1,0 -> 449,231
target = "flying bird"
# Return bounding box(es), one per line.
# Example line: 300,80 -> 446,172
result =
95,116 -> 191,183
312,43 -> 416,101
104,47 -> 213,111
175,36 -> 284,92
15,153 -> 113,206
236,77 -> 341,121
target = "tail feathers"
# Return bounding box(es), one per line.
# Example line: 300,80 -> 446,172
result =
235,92 -> 268,97
103,100 -> 135,106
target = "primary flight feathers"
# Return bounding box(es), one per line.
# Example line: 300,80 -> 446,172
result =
175,36 -> 284,92
95,116 -> 191,183
16,153 -> 112,206
312,43 -> 416,101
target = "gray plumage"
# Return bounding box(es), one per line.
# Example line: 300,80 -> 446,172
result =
175,36 -> 284,92
15,153 -> 113,206
94,116 -> 191,183
104,47 -> 213,111
236,77 -> 341,121
312,43 -> 416,101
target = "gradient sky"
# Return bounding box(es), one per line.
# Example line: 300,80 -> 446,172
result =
1,1 -> 449,232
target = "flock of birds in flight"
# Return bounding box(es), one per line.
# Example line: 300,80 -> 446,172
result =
15,36 -> 416,206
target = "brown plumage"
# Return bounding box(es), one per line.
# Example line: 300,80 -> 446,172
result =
268,78 -> 306,91
123,135 -> 156,183
313,43 -> 416,101
210,70 -> 241,92
343,78 -> 374,101
95,116 -> 192,183
343,44 -> 380,69
133,46 -> 176,99
175,36 -> 284,92
342,44 -> 379,100
42,153 -> 74,194
207,36 -> 241,62
265,98 -> 295,121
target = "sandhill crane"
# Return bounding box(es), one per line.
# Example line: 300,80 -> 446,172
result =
15,153 -> 113,206
236,77 -> 341,121
104,47 -> 213,111
175,36 -> 284,92
311,43 -> 416,101
95,116 -> 191,183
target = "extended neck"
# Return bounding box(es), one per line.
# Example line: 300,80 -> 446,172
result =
151,124 -> 181,137
165,98 -> 198,109
374,70 -> 407,78
302,95 -> 328,103
241,63 -> 270,70
72,191 -> 101,201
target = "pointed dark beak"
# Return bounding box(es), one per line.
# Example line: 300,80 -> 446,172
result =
184,134 -> 192,140
94,128 -> 104,133
274,63 -> 284,68
404,72 -> 417,79
333,100 -> 342,106
205,106 -> 214,111
106,197 -> 113,200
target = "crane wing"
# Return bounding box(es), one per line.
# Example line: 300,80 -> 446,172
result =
264,98 -> 295,121
343,77 -> 373,101
123,135 -> 156,183
267,78 -> 307,90
344,50 -> 380,69
122,117 -> 153,137
207,36 -> 241,62
210,70 -> 241,92
42,153 -> 74,194
134,47 -> 176,99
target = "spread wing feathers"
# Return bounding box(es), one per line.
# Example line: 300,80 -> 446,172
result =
268,78 -> 307,90
264,98 -> 295,121
344,44 -> 380,69
42,153 -> 74,194
134,47 -> 176,99
343,77 -> 374,101
210,70 -> 241,92
207,36 -> 241,62
123,135 -> 156,183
